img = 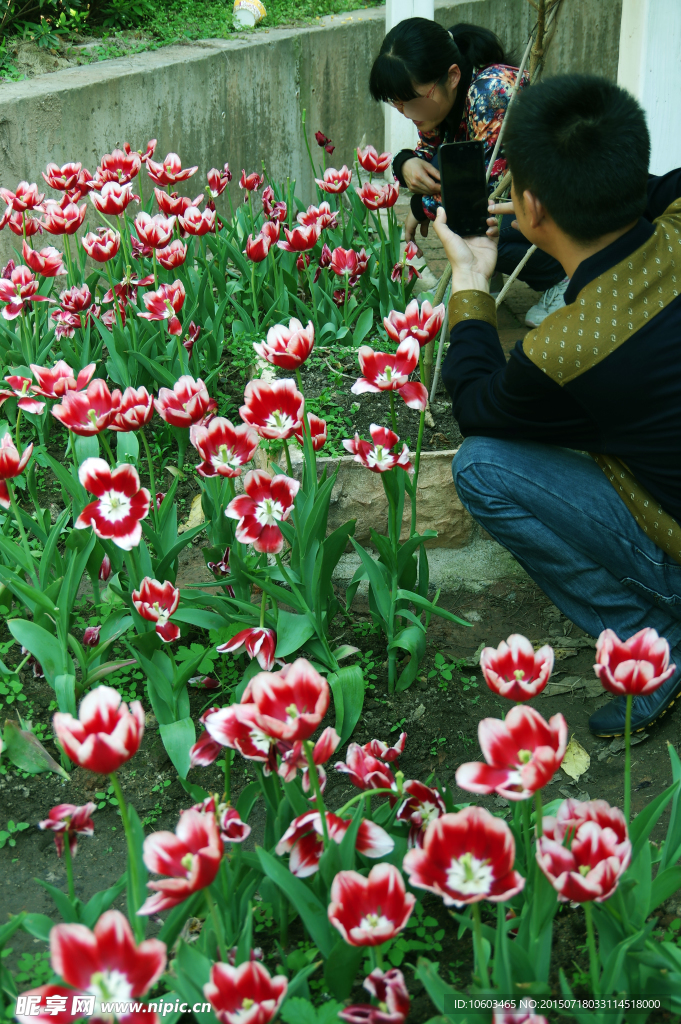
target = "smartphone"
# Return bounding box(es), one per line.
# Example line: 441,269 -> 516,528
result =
438,141 -> 489,237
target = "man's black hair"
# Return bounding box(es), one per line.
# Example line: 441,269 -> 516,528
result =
369,19 -> 508,104
504,74 -> 650,243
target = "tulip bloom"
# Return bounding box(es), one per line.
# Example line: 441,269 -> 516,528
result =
262,187 -> 287,223
21,239 -> 66,278
294,413 -> 327,452
277,223 -> 320,253
58,284 -> 92,315
147,152 -> 198,187
225,467 -> 299,554
277,726 -> 339,792
0,376 -> 44,415
276,809 -> 394,877
190,416 -> 259,478
207,163 -> 232,197
0,435 -> 32,481
38,802 -> 96,857
134,211 -> 176,249
154,375 -> 217,428
14,910 -> 166,1024
90,181 -> 138,216
239,169 -> 265,192
404,807 -> 525,906
357,146 -> 393,174
52,379 -> 117,435
297,201 -> 337,230
156,239 -> 187,269
536,798 -> 631,903
138,279 -> 185,335
0,265 -> 50,320
315,165 -> 352,194
154,189 -> 203,217
75,458 -> 150,550
40,199 -> 87,235
253,318 -> 314,370
53,685 -> 145,774
132,577 -> 181,643
396,780 -> 446,848
204,961 -> 287,1024
594,627 -> 675,696
82,227 -> 121,262
335,742 -> 396,792
455,705 -> 568,801
239,378 -> 304,440
364,732 -> 406,763
109,386 -> 154,431
356,181 -> 399,210
0,181 -> 44,211
340,969 -> 410,1024
343,424 -> 413,475
217,626 -> 277,670
204,704 -> 275,763
178,206 -> 215,235
139,808 -> 222,914
190,726 -> 224,769
352,338 -> 428,411
330,246 -> 361,278
328,864 -> 415,946
244,658 -> 329,742
480,634 -> 554,701
384,298 -> 446,346
42,162 -> 82,191
99,147 -> 142,182
244,231 -> 273,262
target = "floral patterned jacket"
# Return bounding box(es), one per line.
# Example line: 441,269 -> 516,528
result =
400,63 -> 529,222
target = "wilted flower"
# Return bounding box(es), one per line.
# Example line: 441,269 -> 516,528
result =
38,802 -> 96,857
239,170 -> 265,192
83,626 -> 101,648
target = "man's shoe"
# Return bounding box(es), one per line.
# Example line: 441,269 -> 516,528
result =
524,277 -> 569,328
588,666 -> 681,737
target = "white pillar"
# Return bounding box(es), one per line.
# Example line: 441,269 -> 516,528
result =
384,0 -> 435,159
617,0 -> 681,175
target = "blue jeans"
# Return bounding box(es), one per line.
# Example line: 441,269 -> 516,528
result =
452,437 -> 681,649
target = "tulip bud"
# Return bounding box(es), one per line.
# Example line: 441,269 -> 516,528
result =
83,625 -> 101,648
1,259 -> 15,279
98,554 -> 112,581
155,492 -> 166,510
188,675 -> 221,689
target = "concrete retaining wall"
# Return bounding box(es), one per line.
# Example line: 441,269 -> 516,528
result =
0,0 -> 622,265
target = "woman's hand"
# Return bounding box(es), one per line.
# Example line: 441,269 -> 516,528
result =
404,211 -> 430,257
401,157 -> 441,195
432,207 -> 499,291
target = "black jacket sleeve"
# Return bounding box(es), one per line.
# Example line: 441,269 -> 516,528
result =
441,320 -> 601,448
644,169 -> 681,221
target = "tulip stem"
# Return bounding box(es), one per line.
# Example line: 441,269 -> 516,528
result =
336,787 -> 395,817
259,589 -> 267,628
63,234 -> 75,287
522,798 -> 533,880
152,248 -> 159,289
283,439 -> 294,476
99,431 -> 116,468
583,901 -> 600,995
535,789 -> 543,839
139,429 -> 159,535
104,262 -> 125,332
204,887 -> 228,962
371,945 -> 384,970
389,391 -> 397,433
623,694 -> 633,823
471,903 -> 490,989
303,739 -> 329,846
62,835 -> 76,902
6,480 -> 38,586
251,261 -> 260,332
223,749 -> 232,804
109,771 -> 143,940
14,409 -> 22,455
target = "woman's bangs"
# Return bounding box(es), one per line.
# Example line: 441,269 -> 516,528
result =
369,54 -> 419,104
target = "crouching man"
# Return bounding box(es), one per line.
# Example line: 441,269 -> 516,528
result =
433,73 -> 681,737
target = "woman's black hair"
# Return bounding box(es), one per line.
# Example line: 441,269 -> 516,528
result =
369,19 -> 509,104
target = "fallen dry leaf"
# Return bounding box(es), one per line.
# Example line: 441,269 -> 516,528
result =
561,735 -> 591,781
178,493 -> 204,534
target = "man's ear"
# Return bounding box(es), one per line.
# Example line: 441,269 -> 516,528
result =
523,190 -> 548,230
447,63 -> 461,90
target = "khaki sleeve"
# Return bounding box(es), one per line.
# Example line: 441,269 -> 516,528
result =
448,289 -> 497,331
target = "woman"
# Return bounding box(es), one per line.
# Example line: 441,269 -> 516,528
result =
369,19 -> 568,327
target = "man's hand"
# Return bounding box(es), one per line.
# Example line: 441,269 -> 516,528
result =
431,206 -> 499,292
488,200 -> 520,233
401,157 -> 441,195
404,210 -> 430,257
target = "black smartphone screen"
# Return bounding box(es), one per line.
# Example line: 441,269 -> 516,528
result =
438,141 -> 489,237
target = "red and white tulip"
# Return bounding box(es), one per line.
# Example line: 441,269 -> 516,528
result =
207,164 -> 232,197
139,808 -> 223,914
455,705 -> 568,801
157,239 -> 187,269
244,658 -> 329,741
315,165 -> 352,194
339,968 -> 410,1024
357,146 -> 393,174
0,265 -> 51,319
396,780 -> 446,848
0,181 -> 44,211
0,434 -> 33,480
343,424 -> 413,475
239,378 -> 304,440
203,960 -> 286,1024
132,577 -> 181,643
276,809 -> 394,877
277,223 -> 320,253
138,279 -> 185,335
335,742 -> 396,793
75,458 -> 150,550
21,239 -> 66,277
42,163 -> 82,191
82,227 -> 121,262
190,416 -> 259,478
0,376 -> 45,415
147,152 -> 198,187
480,634 -> 555,701
217,627 -> 277,670
536,798 -> 631,902
294,413 -> 327,451
51,379 -> 118,435
297,201 -> 338,230
90,181 -> 138,216
154,375 -> 216,428
352,338 -> 428,411
134,211 -> 176,249
38,802 -> 96,857
178,206 -> 215,235
53,685 -> 145,774
403,806 -> 525,906
356,181 -> 399,210
328,863 -> 415,946
239,170 -> 265,192
364,732 -> 406,763
594,627 -> 675,696
384,298 -> 446,347
225,468 -> 299,554
253,318 -> 314,369
40,199 -> 87,235
109,386 -> 154,431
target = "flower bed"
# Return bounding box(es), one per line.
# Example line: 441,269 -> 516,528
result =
0,129 -> 680,1024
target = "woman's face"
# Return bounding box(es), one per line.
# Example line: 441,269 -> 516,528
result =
389,64 -> 461,133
